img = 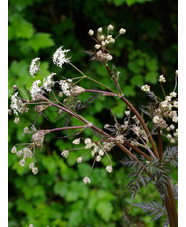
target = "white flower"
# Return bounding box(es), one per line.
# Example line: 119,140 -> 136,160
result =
173,101 -> 178,108
106,165 -> 112,173
61,150 -> 69,158
96,155 -> 101,162
165,96 -> 172,101
106,54 -> 113,61
29,225 -> 34,227
83,176 -> 91,184
30,80 -> 44,101
119,28 -> 126,34
160,100 -> 168,108
32,167 -> 38,175
170,139 -> 176,143
153,116 -> 160,124
85,138 -> 92,144
10,92 -> 24,115
24,127 -> 29,133
53,46 -> 70,68
17,150 -> 23,157
11,146 -> 17,153
29,162 -> 35,169
101,41 -> 106,46
167,134 -> 172,139
172,116 -> 178,123
98,149 -> 104,156
72,138 -> 80,145
77,157 -> 83,163
19,159 -> 25,167
158,75 -> 166,83
109,38 -> 115,44
59,80 -> 71,96
88,29 -> 94,36
125,111 -> 130,116
107,24 -> 114,31
169,92 -> 177,97
97,27 -> 102,33
175,70 -> 178,76
84,138 -> 93,149
14,117 -> 20,124
29,57 -> 40,77
170,124 -> 175,130
100,35 -> 105,40
141,84 -> 150,92
95,44 -> 101,50
43,73 -> 55,92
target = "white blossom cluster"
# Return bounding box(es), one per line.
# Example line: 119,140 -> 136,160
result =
61,150 -> 69,158
88,25 -> 126,63
29,57 -> 40,77
30,80 -> 44,101
158,75 -> 166,83
59,79 -> 72,96
141,84 -> 150,92
10,92 -> 27,115
60,137 -> 113,184
11,145 -> 38,175
53,46 -> 70,68
43,73 -> 56,92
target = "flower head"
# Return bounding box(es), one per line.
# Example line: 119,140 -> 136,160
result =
88,29 -> 94,36
83,176 -> 91,184
29,57 -> 40,77
61,150 -> 69,158
158,75 -> 166,83
106,165 -> 113,173
53,46 -> 70,68
30,80 -> 44,101
43,73 -> 56,92
10,92 -> 24,115
141,85 -> 150,92
32,167 -> 38,175
119,28 -> 126,34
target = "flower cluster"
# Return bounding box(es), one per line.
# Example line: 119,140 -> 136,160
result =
30,80 -> 44,101
60,137 -> 113,184
53,46 -> 71,68
43,73 -> 56,92
142,72 -> 178,143
10,92 -> 28,115
29,57 -> 40,77
11,145 -> 38,175
88,25 -> 126,63
59,79 -> 72,96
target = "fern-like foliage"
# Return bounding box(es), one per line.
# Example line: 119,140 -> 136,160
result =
163,146 -> 178,168
121,156 -> 150,199
132,201 -> 166,221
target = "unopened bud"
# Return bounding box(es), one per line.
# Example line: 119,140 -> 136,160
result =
71,86 -> 85,96
12,85 -> 18,90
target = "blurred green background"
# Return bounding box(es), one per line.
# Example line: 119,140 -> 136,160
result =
8,0 -> 177,226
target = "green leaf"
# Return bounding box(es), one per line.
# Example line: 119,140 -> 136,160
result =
96,201 -> 113,222
9,0 -> 34,11
28,33 -> 55,52
9,14 -> 35,39
54,181 -> 68,197
97,190 -> 115,201
68,210 -> 83,227
146,59 -> 158,71
128,61 -> 142,74
130,75 -> 144,86
145,72 -> 159,84
124,85 -> 136,97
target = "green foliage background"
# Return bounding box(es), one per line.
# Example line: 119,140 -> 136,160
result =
8,0 -> 177,226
